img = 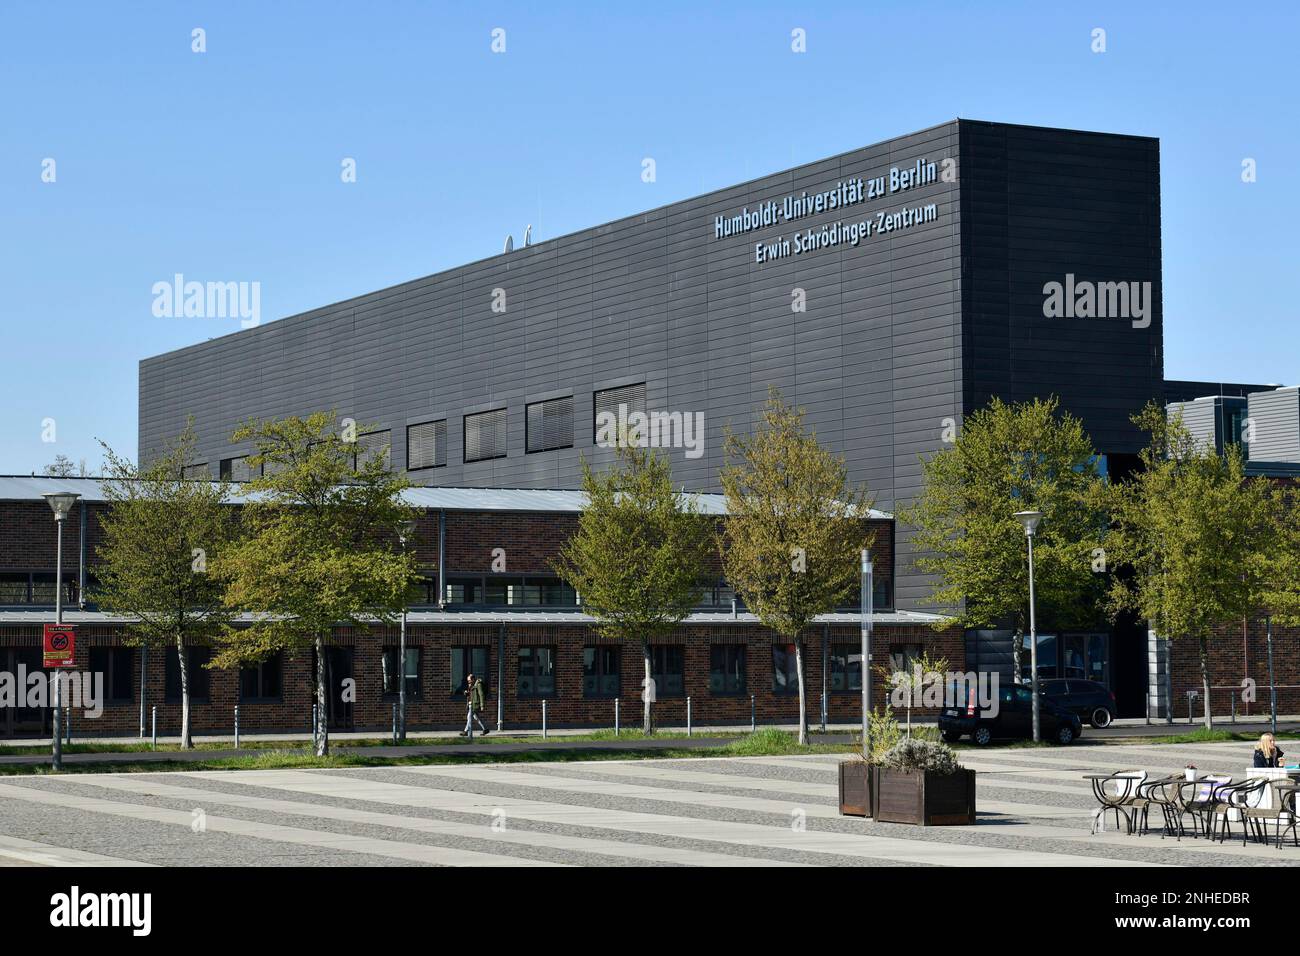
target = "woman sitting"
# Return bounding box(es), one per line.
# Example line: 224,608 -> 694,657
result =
1253,732 -> 1286,768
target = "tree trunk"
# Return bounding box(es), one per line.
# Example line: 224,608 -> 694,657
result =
1012,628 -> 1023,684
1199,636 -> 1213,730
176,638 -> 192,750
795,638 -> 808,746
642,642 -> 653,735
315,635 -> 329,757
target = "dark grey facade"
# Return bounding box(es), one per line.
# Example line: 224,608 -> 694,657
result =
139,119 -> 1165,611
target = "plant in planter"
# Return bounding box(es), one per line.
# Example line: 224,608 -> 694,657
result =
839,706 -> 901,817
873,738 -> 977,826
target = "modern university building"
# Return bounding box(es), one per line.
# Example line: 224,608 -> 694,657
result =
2,119 -> 1297,737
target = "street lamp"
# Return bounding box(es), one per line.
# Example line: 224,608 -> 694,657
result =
42,491 -> 80,771
1014,510 -> 1043,743
396,519 -> 417,742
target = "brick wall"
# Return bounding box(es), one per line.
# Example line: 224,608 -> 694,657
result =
0,620 -> 963,737
1167,616 -> 1300,719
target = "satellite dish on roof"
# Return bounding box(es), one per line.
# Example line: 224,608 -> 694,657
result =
523,224 -> 532,246
503,234 -> 514,253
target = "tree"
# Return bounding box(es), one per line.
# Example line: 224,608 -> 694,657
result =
1105,403 -> 1273,729
875,648 -> 950,739
211,412 -> 418,756
719,388 -> 873,745
44,454 -> 90,477
900,397 -> 1110,700
1259,484 -> 1300,628
95,423 -> 236,748
553,442 -> 713,734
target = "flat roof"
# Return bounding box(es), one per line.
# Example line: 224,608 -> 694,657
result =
0,476 -> 892,518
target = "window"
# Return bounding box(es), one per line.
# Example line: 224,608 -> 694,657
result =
89,648 -> 135,704
450,646 -> 490,695
838,578 -> 893,611
407,420 -> 447,470
240,653 -> 283,701
382,647 -> 421,698
444,577 -> 481,605
887,643 -> 924,675
518,646 -> 556,698
771,644 -> 799,696
583,646 -> 620,698
182,463 -> 209,479
353,430 -> 391,470
464,408 -> 508,463
0,572 -> 76,606
709,645 -> 746,695
220,456 -> 254,481
650,645 -> 684,697
526,396 -> 574,453
829,644 -> 862,693
593,383 -> 646,446
164,647 -> 211,703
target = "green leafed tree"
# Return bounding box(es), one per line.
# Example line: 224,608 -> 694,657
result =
553,442 -> 714,734
95,422 -> 237,748
719,388 -> 874,746
211,412 -> 418,756
1106,403 -> 1273,728
900,396 -> 1110,700
1258,484 -> 1300,629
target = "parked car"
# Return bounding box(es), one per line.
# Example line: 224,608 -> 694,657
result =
939,683 -> 1082,745
1040,679 -> 1116,729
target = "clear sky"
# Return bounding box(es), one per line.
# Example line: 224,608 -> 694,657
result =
2,0 -> 1295,475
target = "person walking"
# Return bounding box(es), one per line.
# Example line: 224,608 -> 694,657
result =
461,672 -> 489,736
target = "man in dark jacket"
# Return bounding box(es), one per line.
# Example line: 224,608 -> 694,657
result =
461,673 -> 489,736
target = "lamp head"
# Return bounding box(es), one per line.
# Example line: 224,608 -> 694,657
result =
42,491 -> 81,521
1013,509 -> 1043,537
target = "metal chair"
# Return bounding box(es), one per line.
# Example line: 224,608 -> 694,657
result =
1176,773 -> 1232,838
1090,770 -> 1146,835
1210,778 -> 1268,845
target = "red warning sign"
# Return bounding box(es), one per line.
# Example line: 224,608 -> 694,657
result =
43,623 -> 76,668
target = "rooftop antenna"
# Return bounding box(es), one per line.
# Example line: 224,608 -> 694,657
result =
503,234 -> 513,253
523,224 -> 532,246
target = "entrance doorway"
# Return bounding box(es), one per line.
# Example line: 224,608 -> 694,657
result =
2,648 -> 51,738
314,647 -> 354,730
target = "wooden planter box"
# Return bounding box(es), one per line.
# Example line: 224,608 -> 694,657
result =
873,768 -> 976,826
838,761 -> 875,817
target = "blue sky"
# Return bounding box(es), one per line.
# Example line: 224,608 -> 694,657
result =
1,0 -> 1295,474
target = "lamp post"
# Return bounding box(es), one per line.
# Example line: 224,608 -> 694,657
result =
860,548 -> 873,758
1014,510 -> 1043,743
42,491 -> 80,771
397,519 -> 417,742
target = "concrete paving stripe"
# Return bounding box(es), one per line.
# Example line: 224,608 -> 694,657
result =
1000,821 -> 1300,861
68,775 -> 794,868
0,781 -> 558,868
536,761 -> 838,797
0,833 -> 159,868
198,769 -> 1136,867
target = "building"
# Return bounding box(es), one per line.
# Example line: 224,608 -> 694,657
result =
0,476 -> 959,737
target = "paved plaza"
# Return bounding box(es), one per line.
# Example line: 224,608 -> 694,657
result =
0,740 -> 1296,866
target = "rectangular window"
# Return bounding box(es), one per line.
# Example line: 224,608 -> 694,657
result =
593,383 -> 647,445
382,647 -> 421,698
829,644 -> 863,693
407,420 -> 447,470
650,645 -> 684,697
464,408 -> 508,463
444,577 -> 481,606
771,644 -> 799,696
182,463 -> 209,479
240,653 -> 283,701
164,646 -> 211,703
353,430 -> 391,470
89,648 -> 135,704
450,647 -> 490,695
483,577 -> 523,606
582,646 -> 620,698
526,396 -> 575,453
219,456 -> 254,482
0,572 -> 28,604
709,645 -> 746,696
518,646 -> 556,698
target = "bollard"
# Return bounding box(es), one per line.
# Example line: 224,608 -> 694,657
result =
542,699 -> 548,740
312,704 -> 318,747
392,703 -> 398,744
821,691 -> 827,733
151,706 -> 157,750
1231,694 -> 1237,724
234,705 -> 240,750
687,696 -> 692,737
65,707 -> 71,744
467,703 -> 474,743
615,697 -> 620,736
751,695 -> 756,732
